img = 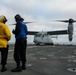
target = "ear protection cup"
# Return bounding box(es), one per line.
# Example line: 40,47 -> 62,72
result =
3,17 -> 7,23
0,15 -> 7,23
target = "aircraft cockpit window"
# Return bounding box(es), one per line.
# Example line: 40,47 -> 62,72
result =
35,34 -> 41,37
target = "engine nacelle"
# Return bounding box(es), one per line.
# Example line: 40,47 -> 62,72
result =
68,24 -> 73,41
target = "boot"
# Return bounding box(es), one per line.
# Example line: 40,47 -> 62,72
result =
11,67 -> 22,72
11,63 -> 22,72
21,63 -> 26,70
21,65 -> 26,70
1,65 -> 7,72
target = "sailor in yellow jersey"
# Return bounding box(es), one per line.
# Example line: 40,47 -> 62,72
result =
0,15 -> 11,72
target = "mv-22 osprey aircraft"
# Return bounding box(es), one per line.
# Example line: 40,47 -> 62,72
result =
12,18 -> 76,45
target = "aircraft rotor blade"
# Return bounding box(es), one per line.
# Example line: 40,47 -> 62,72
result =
24,22 -> 34,24
10,21 -> 35,25
56,20 -> 76,23
11,24 -> 16,25
73,20 -> 76,22
52,20 -> 69,23
51,18 -> 76,23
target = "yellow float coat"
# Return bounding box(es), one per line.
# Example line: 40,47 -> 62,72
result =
0,22 -> 11,48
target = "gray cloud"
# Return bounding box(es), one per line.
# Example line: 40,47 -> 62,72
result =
0,0 -> 76,44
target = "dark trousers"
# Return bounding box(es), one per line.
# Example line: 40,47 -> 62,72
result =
0,45 -> 9,66
14,38 -> 27,65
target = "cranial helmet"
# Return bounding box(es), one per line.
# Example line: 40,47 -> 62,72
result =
0,15 -> 7,23
14,14 -> 21,19
14,14 -> 24,21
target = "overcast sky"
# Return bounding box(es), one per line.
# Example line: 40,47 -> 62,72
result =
0,0 -> 76,44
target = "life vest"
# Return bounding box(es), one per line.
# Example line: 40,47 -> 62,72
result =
0,22 -> 11,48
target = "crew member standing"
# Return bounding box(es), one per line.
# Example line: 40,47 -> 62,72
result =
11,14 -> 28,72
0,15 -> 11,72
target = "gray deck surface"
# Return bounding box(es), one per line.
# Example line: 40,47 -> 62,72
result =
0,44 -> 76,75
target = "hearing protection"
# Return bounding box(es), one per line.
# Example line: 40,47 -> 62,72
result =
0,15 -> 7,23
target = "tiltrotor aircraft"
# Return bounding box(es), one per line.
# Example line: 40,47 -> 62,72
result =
11,18 -> 76,45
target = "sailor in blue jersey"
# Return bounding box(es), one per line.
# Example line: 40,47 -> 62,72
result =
11,14 -> 28,72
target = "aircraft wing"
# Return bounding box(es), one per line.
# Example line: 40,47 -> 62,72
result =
28,31 -> 38,35
47,30 -> 68,35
